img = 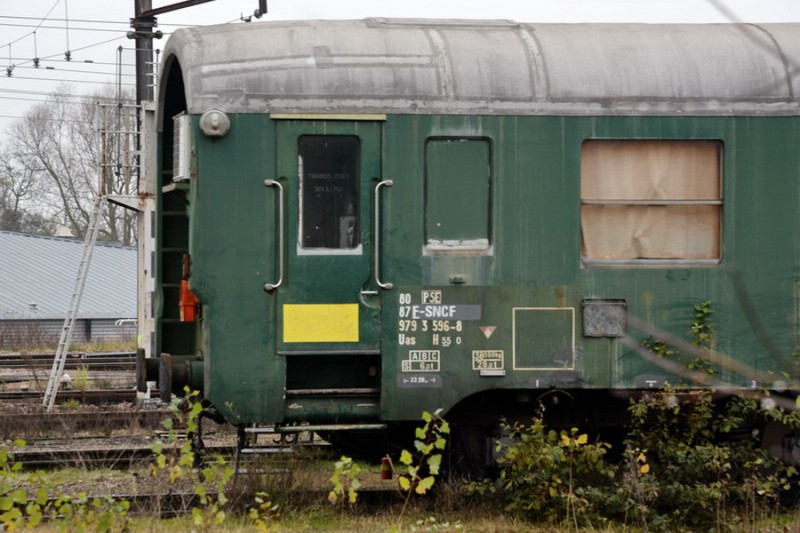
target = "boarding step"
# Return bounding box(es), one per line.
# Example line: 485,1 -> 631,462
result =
282,383 -> 383,422
238,446 -> 295,455
285,387 -> 380,396
233,424 -> 301,478
279,423 -> 387,433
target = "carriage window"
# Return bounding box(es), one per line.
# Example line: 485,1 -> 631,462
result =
581,140 -> 722,262
425,138 -> 491,250
298,135 -> 360,250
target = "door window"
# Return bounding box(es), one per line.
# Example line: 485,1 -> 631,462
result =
298,135 -> 361,251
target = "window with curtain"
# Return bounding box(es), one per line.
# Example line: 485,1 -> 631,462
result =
581,140 -> 722,262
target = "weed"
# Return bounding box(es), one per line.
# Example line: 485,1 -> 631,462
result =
641,300 -> 718,376
0,439 -> 131,532
149,387 -> 235,528
59,398 -> 81,409
328,455 -> 361,509
192,455 -> 235,531
396,409 -> 450,497
248,491 -> 280,531
389,409 -> 451,532
73,365 -> 90,392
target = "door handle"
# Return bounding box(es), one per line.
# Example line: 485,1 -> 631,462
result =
374,179 -> 393,290
264,179 -> 284,291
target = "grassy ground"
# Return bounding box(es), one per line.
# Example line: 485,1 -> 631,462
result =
23,509 -> 800,532
10,458 -> 800,532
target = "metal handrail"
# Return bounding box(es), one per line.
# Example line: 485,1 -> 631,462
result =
264,179 -> 284,291
374,179 -> 393,290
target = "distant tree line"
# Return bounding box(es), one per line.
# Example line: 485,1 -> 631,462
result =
0,84 -> 138,245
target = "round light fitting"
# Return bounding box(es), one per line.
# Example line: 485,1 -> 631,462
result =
199,109 -> 231,137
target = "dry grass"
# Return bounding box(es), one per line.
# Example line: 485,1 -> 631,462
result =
0,337 -> 136,355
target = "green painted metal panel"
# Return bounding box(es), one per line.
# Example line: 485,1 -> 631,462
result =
382,285 -> 581,419
186,114 -> 282,423
377,114 -> 800,420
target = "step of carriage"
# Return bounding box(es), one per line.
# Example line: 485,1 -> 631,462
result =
238,444 -> 296,455
282,388 -> 383,422
284,387 -> 380,398
277,423 -> 388,434
240,424 -> 301,449
234,429 -> 295,477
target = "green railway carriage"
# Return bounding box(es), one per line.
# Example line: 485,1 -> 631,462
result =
141,18 -> 800,467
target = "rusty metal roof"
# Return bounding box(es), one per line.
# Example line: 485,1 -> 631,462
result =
0,231 -> 135,320
160,19 -> 800,118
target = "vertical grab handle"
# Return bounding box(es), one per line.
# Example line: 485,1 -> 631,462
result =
374,179 -> 394,290
264,179 -> 284,291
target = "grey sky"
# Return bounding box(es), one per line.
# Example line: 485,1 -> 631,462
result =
1,0 -> 799,137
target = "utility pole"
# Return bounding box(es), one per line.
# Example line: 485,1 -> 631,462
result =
129,1 -> 268,106
131,0 -> 159,106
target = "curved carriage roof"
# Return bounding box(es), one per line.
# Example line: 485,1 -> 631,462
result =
160,19 -> 800,117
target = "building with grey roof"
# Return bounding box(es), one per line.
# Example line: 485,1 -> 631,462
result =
0,231 -> 136,349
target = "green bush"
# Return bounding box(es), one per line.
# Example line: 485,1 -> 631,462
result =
0,439 -> 131,532
491,417 -> 615,528
618,389 -> 799,530
488,390 -> 800,531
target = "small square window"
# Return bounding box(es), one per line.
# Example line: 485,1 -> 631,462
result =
425,138 -> 491,251
583,299 -> 626,338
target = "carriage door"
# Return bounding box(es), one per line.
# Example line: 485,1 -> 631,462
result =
274,119 -> 384,396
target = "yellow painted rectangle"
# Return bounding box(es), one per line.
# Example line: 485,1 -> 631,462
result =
283,304 -> 359,343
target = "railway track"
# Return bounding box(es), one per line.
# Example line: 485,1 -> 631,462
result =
0,388 -> 138,403
0,351 -> 137,403
13,440 -> 237,469
13,438 -> 331,470
0,408 -> 169,439
0,351 -> 135,380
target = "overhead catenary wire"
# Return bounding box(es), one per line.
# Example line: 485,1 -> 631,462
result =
2,75 -> 134,87
6,56 -> 135,67
5,35 -> 131,70
12,64 -> 135,77
0,22 -> 132,33
0,15 -> 218,28
0,95 -> 118,105
0,87 -> 128,99
0,113 -> 94,123
0,0 -> 235,93
0,0 -> 61,49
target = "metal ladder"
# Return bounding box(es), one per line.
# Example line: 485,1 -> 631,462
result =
42,196 -> 107,411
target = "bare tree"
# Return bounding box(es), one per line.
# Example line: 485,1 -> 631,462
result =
0,143 -> 56,235
1,84 -> 138,244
